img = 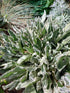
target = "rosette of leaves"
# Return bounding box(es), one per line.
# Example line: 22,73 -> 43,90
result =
0,20 -> 70,93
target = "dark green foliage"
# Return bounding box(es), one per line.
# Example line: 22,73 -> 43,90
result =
16,0 -> 54,16
0,87 -> 5,93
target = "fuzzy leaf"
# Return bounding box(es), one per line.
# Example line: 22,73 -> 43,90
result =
23,85 -> 36,93
2,80 -> 19,91
17,55 -> 30,64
